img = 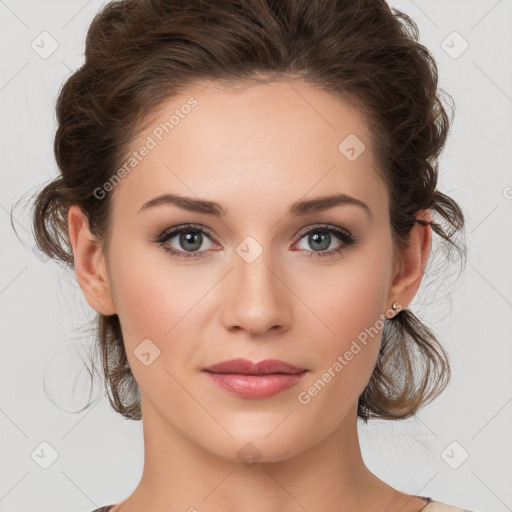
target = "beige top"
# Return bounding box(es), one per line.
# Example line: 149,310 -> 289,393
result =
423,501 -> 473,512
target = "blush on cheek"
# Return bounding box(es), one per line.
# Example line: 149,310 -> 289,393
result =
110,254 -> 209,352
108,251 -> 168,344
308,283 -> 387,397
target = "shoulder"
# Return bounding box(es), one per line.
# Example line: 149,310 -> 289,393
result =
425,500 -> 476,512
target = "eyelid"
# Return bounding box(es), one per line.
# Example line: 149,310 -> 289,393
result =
294,222 -> 351,240
157,223 -> 218,242
156,222 -> 352,246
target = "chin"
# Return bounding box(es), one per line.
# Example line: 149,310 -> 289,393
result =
194,422 -> 322,466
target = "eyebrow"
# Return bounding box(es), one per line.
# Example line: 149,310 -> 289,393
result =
137,192 -> 371,218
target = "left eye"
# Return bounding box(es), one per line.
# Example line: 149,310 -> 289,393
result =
292,224 -> 355,258
155,223 -> 355,260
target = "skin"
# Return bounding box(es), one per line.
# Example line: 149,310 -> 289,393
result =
68,80 -> 433,512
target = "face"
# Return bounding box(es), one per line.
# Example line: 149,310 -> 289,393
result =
88,80 -> 403,461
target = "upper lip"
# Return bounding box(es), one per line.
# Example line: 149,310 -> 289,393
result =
202,358 -> 306,375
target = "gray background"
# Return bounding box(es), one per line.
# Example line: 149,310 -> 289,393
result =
1,1 -> 511,511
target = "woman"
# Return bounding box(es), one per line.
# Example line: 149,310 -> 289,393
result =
28,0 -> 473,510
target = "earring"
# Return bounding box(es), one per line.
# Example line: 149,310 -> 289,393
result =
388,301 -> 401,319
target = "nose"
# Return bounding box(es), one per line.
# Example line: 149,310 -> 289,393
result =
220,245 -> 292,338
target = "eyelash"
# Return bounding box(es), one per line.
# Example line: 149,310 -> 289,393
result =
154,223 -> 357,260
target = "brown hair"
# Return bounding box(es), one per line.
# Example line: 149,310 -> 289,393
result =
14,0 -> 466,422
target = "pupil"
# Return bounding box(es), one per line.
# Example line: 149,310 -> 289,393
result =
310,232 -> 330,251
181,231 -> 202,251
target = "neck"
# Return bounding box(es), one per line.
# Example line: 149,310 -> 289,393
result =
114,399 -> 407,512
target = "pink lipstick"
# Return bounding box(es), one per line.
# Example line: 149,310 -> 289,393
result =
202,358 -> 308,399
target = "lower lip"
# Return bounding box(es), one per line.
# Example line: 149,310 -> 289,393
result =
203,371 -> 308,399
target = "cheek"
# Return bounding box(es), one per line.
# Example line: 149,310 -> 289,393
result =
106,236 -> 188,345
294,251 -> 391,401
299,252 -> 390,343
106,237 -> 217,370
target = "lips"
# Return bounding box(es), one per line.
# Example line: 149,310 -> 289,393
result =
202,358 -> 306,375
202,358 -> 308,399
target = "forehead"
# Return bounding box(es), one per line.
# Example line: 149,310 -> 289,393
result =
110,80 -> 388,222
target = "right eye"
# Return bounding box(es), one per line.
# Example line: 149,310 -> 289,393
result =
155,224 -> 218,259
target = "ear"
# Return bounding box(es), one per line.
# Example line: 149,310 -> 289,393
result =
68,205 -> 117,316
387,209 -> 432,314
